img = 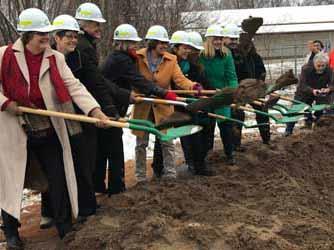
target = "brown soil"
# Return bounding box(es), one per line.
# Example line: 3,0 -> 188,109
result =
2,116 -> 334,250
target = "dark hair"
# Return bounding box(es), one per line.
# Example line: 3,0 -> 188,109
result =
21,32 -> 35,45
147,40 -> 160,51
313,40 -> 324,49
54,30 -> 67,38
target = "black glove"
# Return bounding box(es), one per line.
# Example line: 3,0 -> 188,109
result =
103,105 -> 120,120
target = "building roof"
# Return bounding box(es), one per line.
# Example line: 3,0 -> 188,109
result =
182,5 -> 334,34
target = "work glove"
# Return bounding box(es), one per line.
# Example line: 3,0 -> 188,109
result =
164,90 -> 178,101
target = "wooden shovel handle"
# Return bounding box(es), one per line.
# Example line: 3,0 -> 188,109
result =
17,107 -> 129,129
270,93 -> 293,102
135,96 -> 187,106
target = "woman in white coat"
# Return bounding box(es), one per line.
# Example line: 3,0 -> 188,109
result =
0,8 -> 109,248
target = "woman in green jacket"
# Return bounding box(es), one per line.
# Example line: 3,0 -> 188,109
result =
199,24 -> 238,165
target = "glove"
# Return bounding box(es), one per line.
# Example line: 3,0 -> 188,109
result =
164,90 -> 178,101
103,105 -> 120,120
192,83 -> 203,97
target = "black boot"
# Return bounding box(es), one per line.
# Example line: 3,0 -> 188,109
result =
194,162 -> 216,176
1,212 -> 23,250
226,155 -> 236,166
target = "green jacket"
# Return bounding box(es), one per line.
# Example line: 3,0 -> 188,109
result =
199,51 -> 238,119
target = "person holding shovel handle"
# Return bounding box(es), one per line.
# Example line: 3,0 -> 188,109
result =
199,24 -> 238,165
152,30 -> 215,177
0,8 -> 109,249
132,25 -> 202,182
98,23 -> 178,195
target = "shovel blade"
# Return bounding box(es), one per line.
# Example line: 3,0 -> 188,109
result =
160,125 -> 203,141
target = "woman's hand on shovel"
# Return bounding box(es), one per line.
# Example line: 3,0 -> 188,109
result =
89,108 -> 110,128
4,101 -> 23,116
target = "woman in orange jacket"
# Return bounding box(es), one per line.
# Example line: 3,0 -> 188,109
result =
132,25 -> 202,182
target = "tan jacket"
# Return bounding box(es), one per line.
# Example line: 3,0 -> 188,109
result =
132,48 -> 194,137
0,39 -> 99,220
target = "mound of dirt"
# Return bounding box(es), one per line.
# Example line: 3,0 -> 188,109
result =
25,116 -> 334,249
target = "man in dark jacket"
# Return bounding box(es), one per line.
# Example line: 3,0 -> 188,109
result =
98,24 -> 178,194
285,52 -> 334,135
74,4 -> 139,195
224,31 -> 270,149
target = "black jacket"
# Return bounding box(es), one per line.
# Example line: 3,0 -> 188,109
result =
296,64 -> 334,103
75,32 -> 131,115
100,50 -> 167,116
229,46 -> 266,82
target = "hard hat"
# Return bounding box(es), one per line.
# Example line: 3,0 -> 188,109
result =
205,24 -> 224,38
52,15 -> 80,32
114,24 -> 142,42
75,2 -> 106,23
145,25 -> 169,42
170,31 -> 193,46
223,23 -> 241,38
188,31 -> 204,50
17,8 -> 53,32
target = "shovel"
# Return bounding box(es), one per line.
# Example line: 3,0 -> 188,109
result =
136,97 -> 268,128
17,107 -> 203,142
231,104 -> 305,124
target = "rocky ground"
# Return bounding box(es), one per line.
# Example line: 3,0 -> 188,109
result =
1,116 -> 334,250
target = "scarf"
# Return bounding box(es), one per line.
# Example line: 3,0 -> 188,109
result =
1,44 -> 71,106
1,44 -> 81,136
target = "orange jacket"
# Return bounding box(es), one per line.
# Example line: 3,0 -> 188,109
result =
132,48 -> 194,137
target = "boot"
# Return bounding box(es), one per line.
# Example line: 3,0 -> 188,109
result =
194,162 -> 215,176
226,155 -> 236,166
1,211 -> 23,250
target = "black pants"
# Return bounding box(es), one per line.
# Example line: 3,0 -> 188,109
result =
95,127 -> 125,195
42,125 -> 97,217
207,120 -> 234,157
232,104 -> 270,146
3,134 -> 72,238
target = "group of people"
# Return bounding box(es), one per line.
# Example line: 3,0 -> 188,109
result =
3,3 -> 331,249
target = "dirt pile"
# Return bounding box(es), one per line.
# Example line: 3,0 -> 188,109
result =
9,116 -> 334,250
60,116 -> 334,250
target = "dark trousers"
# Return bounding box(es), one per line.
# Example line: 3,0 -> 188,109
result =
207,120 -> 234,157
42,125 -> 97,217
232,104 -> 270,146
95,127 -> 125,195
3,134 -> 72,238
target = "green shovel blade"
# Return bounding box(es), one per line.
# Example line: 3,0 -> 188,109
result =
128,123 -> 203,142
275,115 -> 305,123
308,104 -> 329,112
161,125 -> 203,141
127,119 -> 155,128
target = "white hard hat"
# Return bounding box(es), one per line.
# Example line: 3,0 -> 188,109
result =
170,31 -> 193,46
205,24 -> 224,38
75,3 -> 106,23
114,24 -> 142,42
223,23 -> 241,38
145,25 -> 169,42
17,8 -> 53,33
188,31 -> 204,50
52,15 -> 80,32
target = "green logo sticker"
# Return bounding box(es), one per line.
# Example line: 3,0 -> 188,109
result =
19,20 -> 33,27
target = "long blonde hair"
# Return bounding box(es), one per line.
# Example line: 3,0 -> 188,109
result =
201,37 -> 228,58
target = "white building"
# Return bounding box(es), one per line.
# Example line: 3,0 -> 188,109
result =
182,5 -> 334,78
